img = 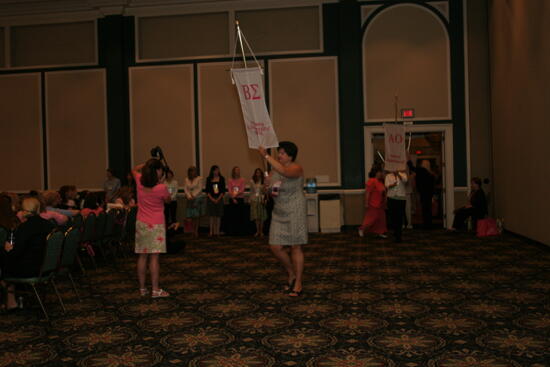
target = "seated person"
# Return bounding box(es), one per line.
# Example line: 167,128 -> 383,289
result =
0,193 -> 21,232
37,192 -> 69,226
2,197 -> 55,310
80,192 -> 104,218
42,190 -> 79,217
107,186 -> 136,211
58,185 -> 78,209
452,177 -> 488,231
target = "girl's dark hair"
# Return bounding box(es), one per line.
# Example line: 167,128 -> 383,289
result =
231,166 -> 240,179
117,186 -> 134,205
187,166 -> 198,179
83,192 -> 99,210
368,165 -> 382,178
141,159 -> 164,188
166,169 -> 174,178
0,194 -> 20,231
208,165 -> 221,180
252,168 -> 264,184
59,185 -> 76,203
471,177 -> 482,187
278,141 -> 298,161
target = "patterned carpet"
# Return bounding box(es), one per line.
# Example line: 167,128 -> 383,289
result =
1,229 -> 549,367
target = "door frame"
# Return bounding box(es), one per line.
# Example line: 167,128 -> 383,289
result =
363,123 -> 455,228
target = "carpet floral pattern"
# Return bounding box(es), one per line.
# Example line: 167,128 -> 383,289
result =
1,230 -> 549,366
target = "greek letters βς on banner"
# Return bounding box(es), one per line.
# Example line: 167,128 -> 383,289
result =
383,123 -> 407,171
231,67 -> 279,149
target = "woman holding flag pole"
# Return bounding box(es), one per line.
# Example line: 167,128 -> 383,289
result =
259,142 -> 307,297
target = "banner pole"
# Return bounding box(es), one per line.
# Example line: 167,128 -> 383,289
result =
377,150 -> 385,163
394,94 -> 398,123
236,21 -> 247,69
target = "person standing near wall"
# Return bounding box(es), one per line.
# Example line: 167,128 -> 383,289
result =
404,160 -> 416,229
227,166 -> 246,235
205,165 -> 226,237
385,170 -> 408,243
183,166 -> 204,238
259,141 -> 307,297
358,166 -> 388,238
415,159 -> 435,229
164,170 -> 179,226
250,168 -> 268,237
132,159 -> 171,298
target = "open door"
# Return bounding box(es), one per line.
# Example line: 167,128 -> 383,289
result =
364,124 -> 455,228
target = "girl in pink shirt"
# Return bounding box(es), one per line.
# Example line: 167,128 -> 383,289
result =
227,166 -> 247,235
133,159 -> 171,299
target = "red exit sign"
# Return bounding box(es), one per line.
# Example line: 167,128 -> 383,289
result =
401,108 -> 415,118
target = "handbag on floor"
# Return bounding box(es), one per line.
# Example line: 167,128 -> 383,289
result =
476,218 -> 500,237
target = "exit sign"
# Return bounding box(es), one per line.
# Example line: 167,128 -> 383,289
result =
401,108 -> 415,118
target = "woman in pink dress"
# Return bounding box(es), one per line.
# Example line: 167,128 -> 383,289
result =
133,159 -> 171,298
358,166 -> 388,238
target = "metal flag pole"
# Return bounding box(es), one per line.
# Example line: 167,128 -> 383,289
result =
394,94 -> 399,123
235,21 -> 248,69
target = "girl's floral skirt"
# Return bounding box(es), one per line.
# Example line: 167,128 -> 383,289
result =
135,220 -> 166,254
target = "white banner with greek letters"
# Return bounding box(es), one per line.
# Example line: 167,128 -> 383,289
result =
383,123 -> 407,171
231,67 -> 279,149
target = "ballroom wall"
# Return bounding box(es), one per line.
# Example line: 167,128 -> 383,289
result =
488,0 -> 550,245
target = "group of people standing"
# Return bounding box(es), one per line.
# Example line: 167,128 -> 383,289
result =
133,141 -> 307,298
358,165 -> 412,243
183,165 -> 269,238
359,158 -> 488,242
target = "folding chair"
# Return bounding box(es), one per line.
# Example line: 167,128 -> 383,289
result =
4,231 -> 66,321
58,227 -> 83,301
79,213 -> 97,270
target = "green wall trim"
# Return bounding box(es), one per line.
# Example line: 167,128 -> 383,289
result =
98,15 -> 133,181
333,0 -> 365,189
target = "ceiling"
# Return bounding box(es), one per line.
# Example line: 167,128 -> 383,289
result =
0,0 -> 325,19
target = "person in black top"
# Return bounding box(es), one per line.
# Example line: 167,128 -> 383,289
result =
415,159 -> 436,229
0,193 -> 19,232
2,197 -> 54,310
451,177 -> 488,231
205,165 -> 226,237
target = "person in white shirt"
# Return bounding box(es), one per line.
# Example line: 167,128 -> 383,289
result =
385,170 -> 408,242
164,170 -> 179,225
183,166 -> 204,237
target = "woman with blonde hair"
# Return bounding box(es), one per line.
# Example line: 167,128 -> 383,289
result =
42,190 -> 79,218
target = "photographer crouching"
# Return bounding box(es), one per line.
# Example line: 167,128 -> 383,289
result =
132,154 -> 171,298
